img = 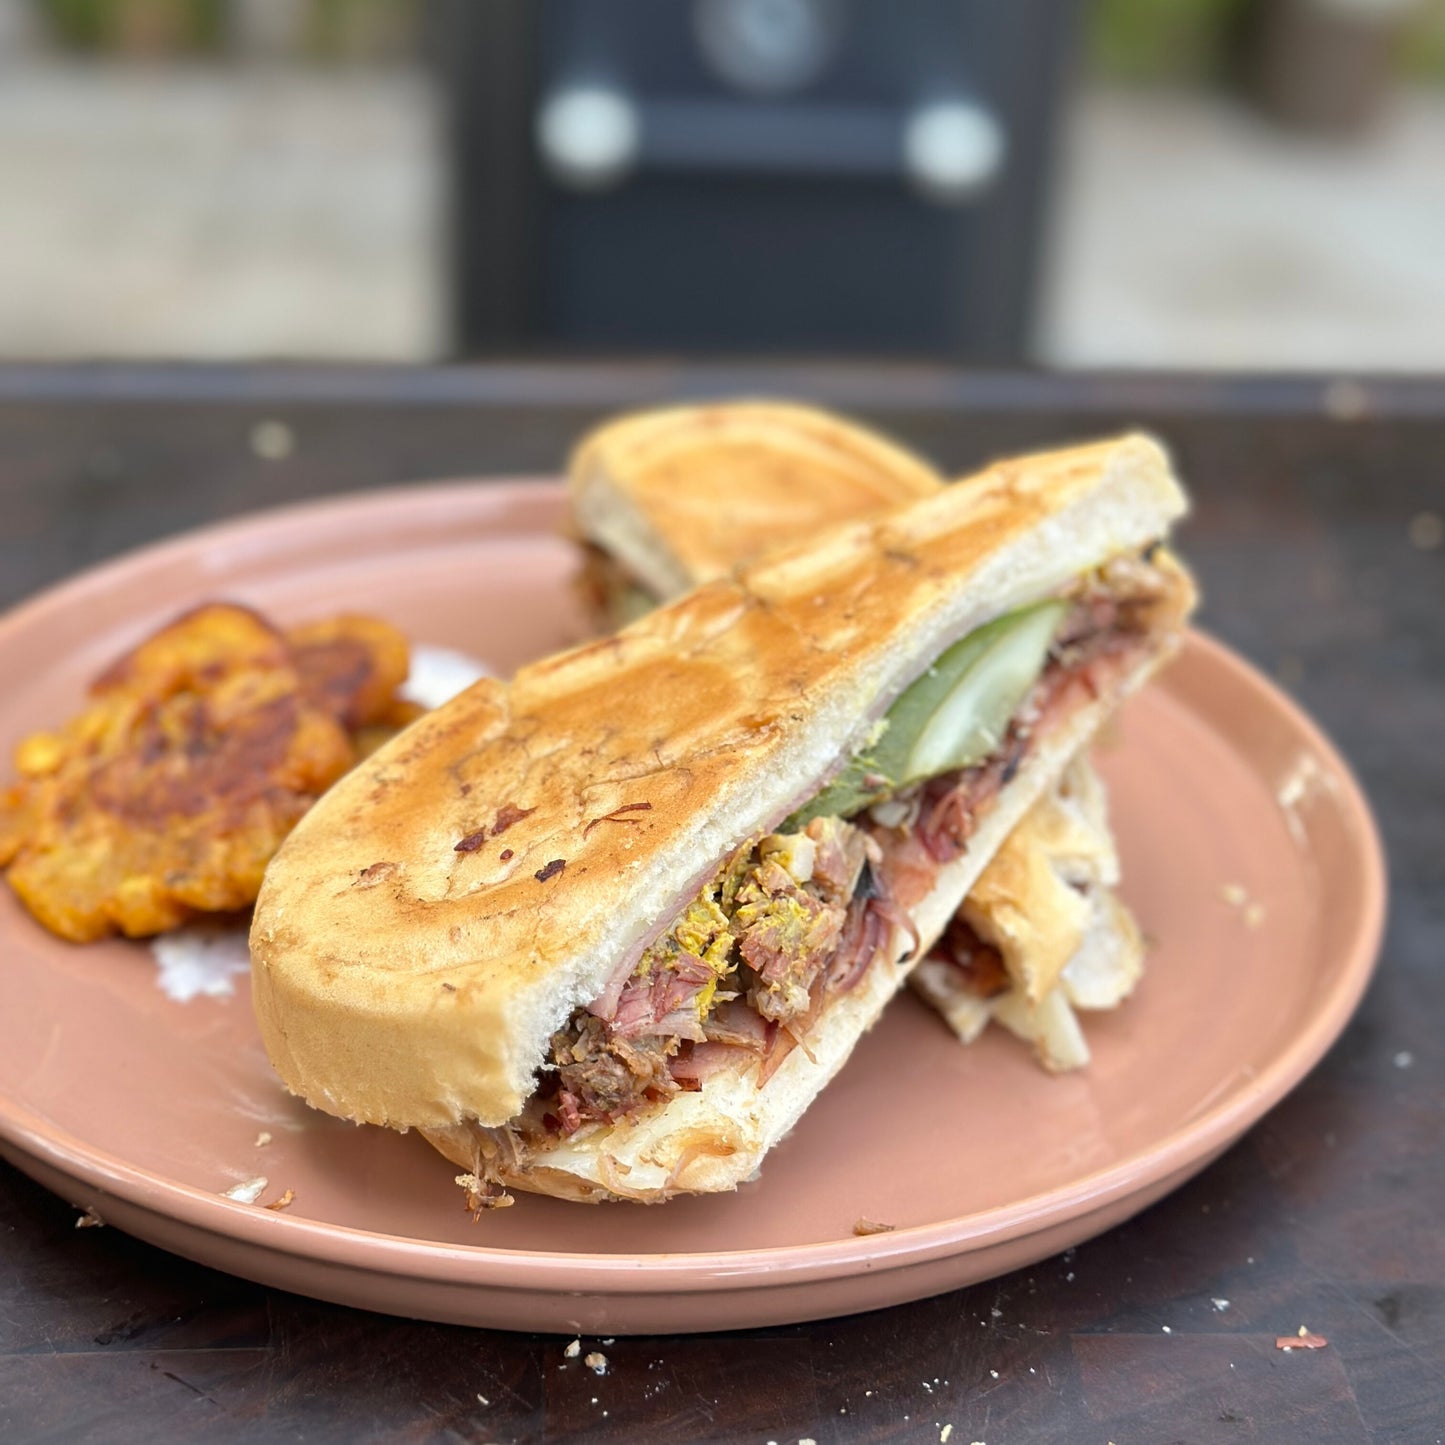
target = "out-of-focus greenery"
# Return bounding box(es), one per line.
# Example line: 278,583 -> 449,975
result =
40,0 -> 225,51
30,0 -> 1445,76
1088,0 -> 1252,82
35,0 -> 423,58
301,0 -> 422,61
1401,0 -> 1445,79
1092,0 -> 1445,83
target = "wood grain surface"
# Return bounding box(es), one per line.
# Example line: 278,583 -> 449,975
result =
0,363 -> 1440,1444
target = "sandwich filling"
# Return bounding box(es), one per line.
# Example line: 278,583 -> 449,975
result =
461,549 -> 1190,1202
575,541 -> 660,628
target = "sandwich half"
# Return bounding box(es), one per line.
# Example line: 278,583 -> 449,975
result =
910,753 -> 1144,1072
251,433 -> 1195,1203
571,400 -> 941,625
569,401 -> 1148,1067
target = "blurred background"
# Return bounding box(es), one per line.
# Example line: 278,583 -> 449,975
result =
1,0 -> 1441,369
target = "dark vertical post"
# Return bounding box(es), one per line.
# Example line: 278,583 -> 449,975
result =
956,0 -> 1086,360
430,0 -> 541,354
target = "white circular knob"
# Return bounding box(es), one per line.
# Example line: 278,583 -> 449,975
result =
693,0 -> 841,96
536,84 -> 641,191
902,99 -> 1006,204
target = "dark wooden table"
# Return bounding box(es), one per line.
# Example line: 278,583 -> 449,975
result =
0,364 -> 1440,1444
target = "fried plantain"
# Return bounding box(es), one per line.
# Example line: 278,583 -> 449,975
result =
0,602 -> 418,942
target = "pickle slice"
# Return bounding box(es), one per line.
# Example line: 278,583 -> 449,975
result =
787,750 -> 889,827
894,600 -> 1066,782
790,600 -> 1066,825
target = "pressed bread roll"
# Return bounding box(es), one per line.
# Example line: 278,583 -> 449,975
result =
251,433 -> 1192,1200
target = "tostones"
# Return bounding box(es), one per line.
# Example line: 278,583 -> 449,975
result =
0,602 -> 422,942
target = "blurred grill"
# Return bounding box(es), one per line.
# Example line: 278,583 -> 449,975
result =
438,0 -> 1082,359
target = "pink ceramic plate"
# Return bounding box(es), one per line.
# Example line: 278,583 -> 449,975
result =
0,482 -> 1386,1335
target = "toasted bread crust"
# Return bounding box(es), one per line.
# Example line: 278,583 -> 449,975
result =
570,403 -> 1156,1066
569,401 -> 943,596
251,433 -> 1189,1148
910,753 -> 1149,1073
964,754 -> 1119,1005
429,689 -> 1166,1202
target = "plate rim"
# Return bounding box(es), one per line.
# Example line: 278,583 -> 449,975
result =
0,479 -> 1388,1298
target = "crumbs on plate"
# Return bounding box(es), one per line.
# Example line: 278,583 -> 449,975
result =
854,1218 -> 897,1236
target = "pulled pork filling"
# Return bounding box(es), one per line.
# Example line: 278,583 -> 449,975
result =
526,814 -> 884,1141
486,552 -> 1180,1165
574,541 -> 658,629
928,913 -> 1011,999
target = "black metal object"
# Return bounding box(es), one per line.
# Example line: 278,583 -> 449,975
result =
437,0 -> 1082,359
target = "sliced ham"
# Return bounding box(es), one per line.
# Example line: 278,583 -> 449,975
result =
668,1040 -> 751,1087
541,569 -> 1170,1144
827,900 -> 891,994
610,952 -> 717,1039
703,1000 -> 771,1050
586,949 -> 640,1021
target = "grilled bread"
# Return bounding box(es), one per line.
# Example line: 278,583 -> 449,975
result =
569,402 -> 1154,1069
251,433 -> 1193,1201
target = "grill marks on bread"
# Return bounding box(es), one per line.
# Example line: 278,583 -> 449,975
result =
249,433 -> 1191,1145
